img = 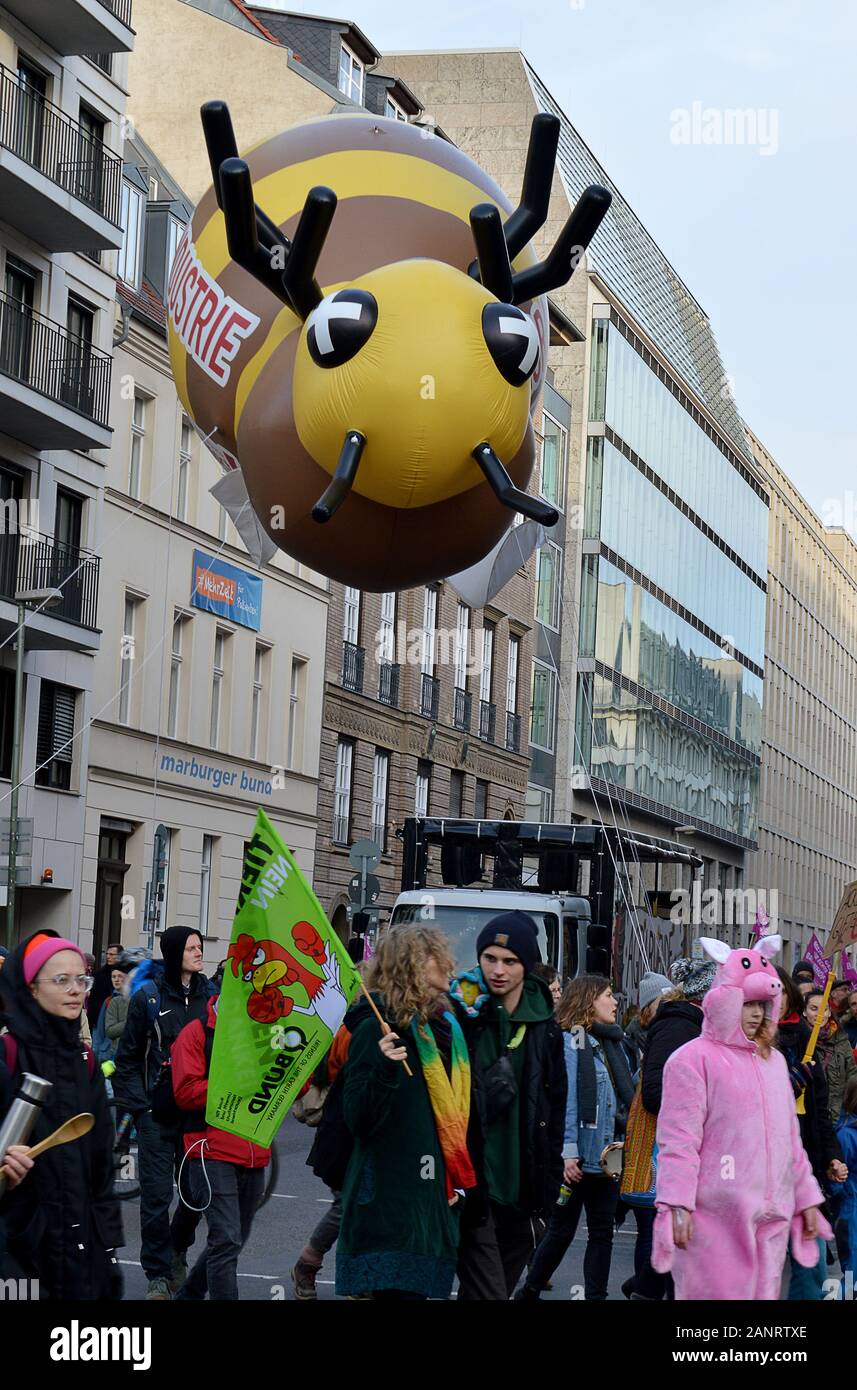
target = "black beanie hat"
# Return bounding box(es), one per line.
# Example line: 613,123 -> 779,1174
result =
160,926 -> 203,988
793,960 -> 815,981
476,911 -> 541,975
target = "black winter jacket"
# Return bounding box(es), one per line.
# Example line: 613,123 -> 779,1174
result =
113,969 -> 211,1116
776,1017 -> 842,1188
641,1000 -> 703,1115
0,933 -> 123,1300
454,981 -> 567,1221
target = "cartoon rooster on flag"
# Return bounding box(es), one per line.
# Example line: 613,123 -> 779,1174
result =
228,922 -> 345,1030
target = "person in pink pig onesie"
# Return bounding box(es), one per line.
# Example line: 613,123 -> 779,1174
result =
651,934 -> 832,1300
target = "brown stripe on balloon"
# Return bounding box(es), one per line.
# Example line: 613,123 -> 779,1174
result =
193,113 -> 513,231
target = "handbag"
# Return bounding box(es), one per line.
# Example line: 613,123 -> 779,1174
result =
292,1082 -> 330,1127
599,1141 -> 624,1180
619,1084 -> 658,1206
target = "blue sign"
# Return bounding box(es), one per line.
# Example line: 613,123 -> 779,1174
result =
191,550 -> 262,631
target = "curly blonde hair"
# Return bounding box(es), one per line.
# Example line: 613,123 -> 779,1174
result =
365,926 -> 454,1029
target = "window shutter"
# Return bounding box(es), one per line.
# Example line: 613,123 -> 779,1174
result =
37,682 -> 75,769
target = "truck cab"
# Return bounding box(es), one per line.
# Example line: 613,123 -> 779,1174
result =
390,888 -> 593,979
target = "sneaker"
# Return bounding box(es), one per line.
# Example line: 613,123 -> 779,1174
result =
169,1252 -> 188,1295
145,1277 -> 172,1301
291,1260 -> 319,1300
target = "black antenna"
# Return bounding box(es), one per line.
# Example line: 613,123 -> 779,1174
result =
281,186 -> 337,320
200,101 -> 290,261
218,158 -> 292,305
510,184 -> 611,305
469,204 -> 514,303
468,113 -> 559,285
471,443 -> 559,526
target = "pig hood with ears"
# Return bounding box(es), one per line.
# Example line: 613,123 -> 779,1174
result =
697,936 -> 783,1049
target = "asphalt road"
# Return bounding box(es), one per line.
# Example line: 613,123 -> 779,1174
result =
117,1114 -> 638,1301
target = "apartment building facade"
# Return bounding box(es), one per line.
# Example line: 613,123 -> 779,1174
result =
82,129 -> 328,965
744,429 -> 857,965
0,0 -> 133,940
388,49 -> 770,950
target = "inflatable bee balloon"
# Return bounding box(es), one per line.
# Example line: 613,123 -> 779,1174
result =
168,103 -> 610,590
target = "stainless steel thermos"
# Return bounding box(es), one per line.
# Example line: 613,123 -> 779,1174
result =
0,1072 -> 53,1198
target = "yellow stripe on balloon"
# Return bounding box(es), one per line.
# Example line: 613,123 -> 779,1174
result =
194,149 -> 535,279
168,319 -> 188,411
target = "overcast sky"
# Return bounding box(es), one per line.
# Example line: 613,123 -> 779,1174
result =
255,0 -> 857,531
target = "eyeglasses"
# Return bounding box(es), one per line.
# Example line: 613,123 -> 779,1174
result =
43,974 -> 94,994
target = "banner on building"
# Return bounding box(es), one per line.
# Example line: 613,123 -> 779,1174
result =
191,549 -> 262,630
206,808 -> 361,1147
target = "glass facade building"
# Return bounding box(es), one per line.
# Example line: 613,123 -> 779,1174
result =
577,316 -> 768,847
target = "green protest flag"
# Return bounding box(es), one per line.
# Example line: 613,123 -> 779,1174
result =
206,807 -> 362,1147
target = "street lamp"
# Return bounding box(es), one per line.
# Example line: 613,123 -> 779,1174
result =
4,588 -> 63,946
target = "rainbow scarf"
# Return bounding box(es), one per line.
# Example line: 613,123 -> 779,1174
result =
411,1010 -> 477,1200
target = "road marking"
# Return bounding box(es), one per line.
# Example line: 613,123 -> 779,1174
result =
119,1259 -> 337,1286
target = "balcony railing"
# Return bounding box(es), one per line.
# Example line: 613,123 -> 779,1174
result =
505,710 -> 522,753
0,65 -> 122,225
378,660 -> 400,707
479,699 -> 496,743
341,642 -> 365,694
0,531 -> 100,629
97,0 -> 134,26
85,53 -> 113,74
453,686 -> 472,732
420,672 -> 439,720
0,290 -> 111,427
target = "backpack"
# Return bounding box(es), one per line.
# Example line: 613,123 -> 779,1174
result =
306,1067 -> 353,1191
2,1032 -> 96,1081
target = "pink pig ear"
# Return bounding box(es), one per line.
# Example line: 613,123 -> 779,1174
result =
698,937 -> 731,964
757,934 -> 782,961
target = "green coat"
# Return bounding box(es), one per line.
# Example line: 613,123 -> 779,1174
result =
335,1005 -> 461,1298
816,1024 -> 857,1123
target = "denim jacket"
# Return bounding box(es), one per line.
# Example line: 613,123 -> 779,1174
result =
562,1030 -> 617,1173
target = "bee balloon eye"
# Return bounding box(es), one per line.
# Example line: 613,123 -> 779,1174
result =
482,303 -> 540,387
307,288 -> 378,368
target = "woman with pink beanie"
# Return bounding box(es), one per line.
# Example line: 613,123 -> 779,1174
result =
0,930 -> 123,1299
652,935 -> 831,1300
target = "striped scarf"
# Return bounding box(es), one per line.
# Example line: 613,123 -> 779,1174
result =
411,1010 -> 476,1200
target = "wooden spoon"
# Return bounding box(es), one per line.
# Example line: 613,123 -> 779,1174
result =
24,1113 -> 95,1159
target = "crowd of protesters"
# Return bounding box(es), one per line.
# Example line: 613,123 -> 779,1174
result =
1,919 -> 856,1301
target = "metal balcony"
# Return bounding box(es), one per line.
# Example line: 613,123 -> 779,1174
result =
0,0 -> 134,56
0,66 -> 123,250
378,660 -> 400,707
0,291 -> 112,450
0,531 -> 100,630
453,686 -> 472,732
341,642 -> 365,694
420,673 -> 439,720
479,699 -> 496,743
505,710 -> 522,753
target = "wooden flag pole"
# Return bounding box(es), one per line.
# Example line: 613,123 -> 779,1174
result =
357,976 -> 413,1078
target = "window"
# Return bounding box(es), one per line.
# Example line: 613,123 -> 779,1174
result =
287,657 -> 306,770
199,835 -> 215,938
15,60 -> 47,168
480,623 -> 494,703
454,603 -> 470,690
475,778 -> 489,819
506,635 -> 520,713
250,644 -> 268,760
385,94 -> 407,121
379,591 -> 396,662
217,501 -> 228,543
176,418 -> 192,521
1,255 -> 36,383
416,760 -> 431,818
118,595 -> 139,725
0,669 -> 15,779
118,181 -> 143,287
167,611 -> 186,739
35,681 -> 76,790
333,738 -> 354,844
129,393 -> 146,499
63,298 -> 95,414
371,750 -> 390,849
210,629 -> 228,748
343,586 -> 361,645
338,41 -> 364,103
421,586 -> 438,676
535,543 -> 562,630
531,661 -> 558,751
526,783 -> 553,822
449,770 -> 464,817
167,218 -> 183,283
77,106 -> 106,210
540,411 -> 568,511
